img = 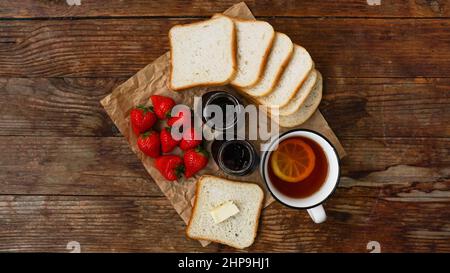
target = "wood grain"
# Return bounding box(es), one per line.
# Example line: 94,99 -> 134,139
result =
0,136 -> 447,196
0,0 -> 449,18
1,18 -> 450,78
0,137 -> 159,196
321,77 -> 450,138
0,78 -> 124,136
1,77 -> 448,138
1,0 -> 449,253
340,137 -> 450,174
0,176 -> 448,253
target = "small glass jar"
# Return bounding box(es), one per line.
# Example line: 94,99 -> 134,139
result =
200,91 -> 242,134
211,137 -> 258,176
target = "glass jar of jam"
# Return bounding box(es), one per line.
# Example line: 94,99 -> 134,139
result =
200,91 -> 258,176
200,91 -> 242,135
211,137 -> 258,176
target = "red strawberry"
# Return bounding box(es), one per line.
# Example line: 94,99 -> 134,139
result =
151,95 -> 175,120
137,131 -> 160,158
160,127 -> 180,153
179,127 -> 202,151
167,108 -> 192,127
130,106 -> 157,135
155,155 -> 184,181
183,146 -> 209,178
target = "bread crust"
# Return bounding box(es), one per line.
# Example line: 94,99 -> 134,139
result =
241,33 -> 294,97
257,38 -> 293,96
278,69 -> 318,116
214,14 -> 276,89
232,22 -> 275,89
256,45 -> 314,108
169,16 -> 237,91
278,71 -> 323,127
186,175 -> 264,249
239,71 -> 321,128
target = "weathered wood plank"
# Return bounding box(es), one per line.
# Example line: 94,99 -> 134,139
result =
0,179 -> 448,252
321,77 -> 450,138
1,77 -> 448,138
340,137 -> 450,175
0,78 -> 124,136
0,137 -> 160,196
0,0 -> 449,18
0,136 -> 448,196
1,18 -> 450,77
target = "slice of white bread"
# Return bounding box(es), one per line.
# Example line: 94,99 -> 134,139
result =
169,16 -> 236,91
214,14 -> 275,88
256,45 -> 313,108
277,69 -> 318,116
241,32 -> 294,97
277,71 -> 323,127
186,175 -> 264,249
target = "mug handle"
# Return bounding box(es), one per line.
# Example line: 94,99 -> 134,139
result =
307,205 -> 327,223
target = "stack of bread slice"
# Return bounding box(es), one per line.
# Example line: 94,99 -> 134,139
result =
169,14 -> 322,127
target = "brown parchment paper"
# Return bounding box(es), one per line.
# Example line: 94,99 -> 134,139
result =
101,2 -> 346,247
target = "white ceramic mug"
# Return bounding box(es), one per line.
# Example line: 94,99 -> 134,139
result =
260,129 -> 340,224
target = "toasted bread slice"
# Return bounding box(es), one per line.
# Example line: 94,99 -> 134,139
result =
276,71 -> 323,127
277,69 -> 318,116
256,45 -> 313,108
214,14 -> 275,88
241,32 -> 294,97
186,175 -> 264,249
169,16 -> 236,91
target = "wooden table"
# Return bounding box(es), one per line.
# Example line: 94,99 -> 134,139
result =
0,0 -> 449,253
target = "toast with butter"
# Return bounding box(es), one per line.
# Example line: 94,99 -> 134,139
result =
186,175 -> 264,249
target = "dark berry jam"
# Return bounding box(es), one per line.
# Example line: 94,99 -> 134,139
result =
201,91 -> 241,132
212,138 -> 258,176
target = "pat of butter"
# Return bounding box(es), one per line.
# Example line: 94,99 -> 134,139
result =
210,201 -> 239,224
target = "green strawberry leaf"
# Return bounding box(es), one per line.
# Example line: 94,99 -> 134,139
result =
195,145 -> 209,158
142,131 -> 153,138
175,164 -> 185,178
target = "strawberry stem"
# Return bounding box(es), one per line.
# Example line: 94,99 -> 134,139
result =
137,105 -> 153,114
195,145 -> 209,157
142,131 -> 152,137
175,165 -> 185,178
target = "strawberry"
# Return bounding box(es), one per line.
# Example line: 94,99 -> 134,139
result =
183,146 -> 209,178
160,127 -> 180,153
155,155 -> 184,181
137,131 -> 160,158
151,95 -> 175,120
179,127 -> 202,151
130,105 -> 157,135
167,108 -> 192,127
